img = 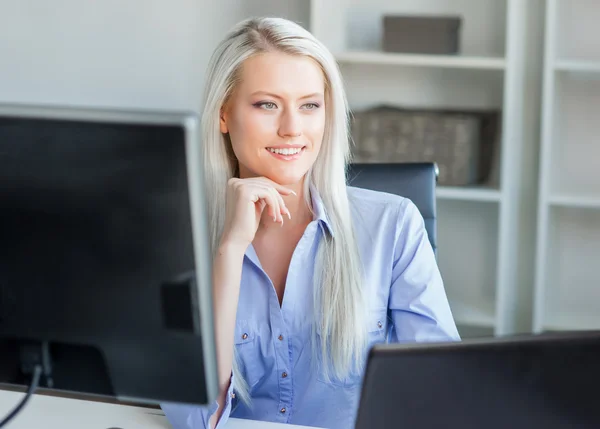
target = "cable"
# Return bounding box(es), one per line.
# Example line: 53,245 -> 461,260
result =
0,364 -> 43,428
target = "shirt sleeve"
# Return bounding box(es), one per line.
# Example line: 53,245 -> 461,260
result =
388,198 -> 461,343
160,372 -> 236,429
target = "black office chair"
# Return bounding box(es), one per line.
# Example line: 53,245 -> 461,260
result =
347,162 -> 438,256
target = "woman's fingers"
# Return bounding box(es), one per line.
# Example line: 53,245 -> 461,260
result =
233,177 -> 294,225
244,180 -> 293,223
266,186 -> 285,224
251,186 -> 281,224
267,186 -> 288,225
273,188 -> 291,220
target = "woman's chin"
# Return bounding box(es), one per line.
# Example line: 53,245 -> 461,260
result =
238,162 -> 310,187
264,171 -> 306,187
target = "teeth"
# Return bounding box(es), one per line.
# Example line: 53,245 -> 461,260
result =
268,147 -> 303,156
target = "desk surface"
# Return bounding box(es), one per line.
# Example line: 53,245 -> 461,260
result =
0,390 -> 318,429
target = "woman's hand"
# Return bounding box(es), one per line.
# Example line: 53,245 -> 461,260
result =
220,177 -> 295,248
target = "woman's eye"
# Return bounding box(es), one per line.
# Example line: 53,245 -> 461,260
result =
255,102 -> 277,110
302,103 -> 320,110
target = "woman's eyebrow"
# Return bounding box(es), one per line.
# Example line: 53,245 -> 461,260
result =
250,91 -> 324,100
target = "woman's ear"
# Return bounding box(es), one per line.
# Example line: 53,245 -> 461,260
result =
219,107 -> 229,134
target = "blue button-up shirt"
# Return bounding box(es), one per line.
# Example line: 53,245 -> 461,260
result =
162,186 -> 460,429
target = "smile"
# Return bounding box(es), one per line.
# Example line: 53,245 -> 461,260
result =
267,147 -> 305,156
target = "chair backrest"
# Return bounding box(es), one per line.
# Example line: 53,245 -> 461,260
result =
347,162 -> 438,255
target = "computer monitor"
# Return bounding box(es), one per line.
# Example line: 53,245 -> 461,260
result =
356,330 -> 600,429
0,104 -> 218,407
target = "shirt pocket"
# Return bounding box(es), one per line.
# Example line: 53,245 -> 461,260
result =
233,319 -> 267,390
317,308 -> 388,388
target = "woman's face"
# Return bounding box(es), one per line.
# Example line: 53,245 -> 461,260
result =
220,52 -> 326,186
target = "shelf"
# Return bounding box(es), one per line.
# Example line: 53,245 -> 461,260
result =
538,0 -> 600,335
451,301 -> 496,329
548,194 -> 600,209
543,325 -> 600,333
456,324 -> 495,339
438,200 -> 498,329
555,0 -> 600,66
542,313 -> 600,332
540,207 -> 600,333
437,186 -> 502,203
335,51 -> 506,70
555,60 -> 600,73
549,75 -> 600,195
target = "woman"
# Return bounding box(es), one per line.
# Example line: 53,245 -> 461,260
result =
162,16 -> 460,429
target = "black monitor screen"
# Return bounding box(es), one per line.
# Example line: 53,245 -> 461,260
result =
0,109 -> 215,406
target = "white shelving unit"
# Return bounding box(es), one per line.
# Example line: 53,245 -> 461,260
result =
335,51 -> 506,70
555,60 -> 600,73
436,186 -> 502,203
310,0 -> 540,337
534,0 -> 600,333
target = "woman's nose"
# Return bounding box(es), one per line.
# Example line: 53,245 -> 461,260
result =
278,110 -> 302,138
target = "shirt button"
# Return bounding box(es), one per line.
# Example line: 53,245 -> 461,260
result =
278,334 -> 284,341
242,333 -> 248,340
280,407 -> 286,414
282,372 -> 288,378
377,321 -> 383,329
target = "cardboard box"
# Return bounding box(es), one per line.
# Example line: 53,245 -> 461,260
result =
382,15 -> 461,55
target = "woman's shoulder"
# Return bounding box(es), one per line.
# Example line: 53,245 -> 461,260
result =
346,185 -> 420,223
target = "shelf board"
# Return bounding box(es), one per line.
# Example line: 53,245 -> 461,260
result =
450,300 -> 496,328
335,51 -> 506,70
456,324 -> 495,339
437,186 -> 502,202
555,60 -> 600,73
542,310 -> 600,331
543,325 -> 600,333
542,314 -> 600,332
548,194 -> 600,209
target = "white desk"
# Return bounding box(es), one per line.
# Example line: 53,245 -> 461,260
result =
0,390 -> 317,429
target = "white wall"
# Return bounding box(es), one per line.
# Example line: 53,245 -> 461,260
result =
240,0 -> 310,28
0,0 -> 308,112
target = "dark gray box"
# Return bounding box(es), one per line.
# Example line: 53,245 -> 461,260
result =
382,15 -> 461,55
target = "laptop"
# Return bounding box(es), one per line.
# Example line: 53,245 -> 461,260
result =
356,331 -> 600,429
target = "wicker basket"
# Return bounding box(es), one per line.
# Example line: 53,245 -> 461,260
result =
350,105 -> 500,186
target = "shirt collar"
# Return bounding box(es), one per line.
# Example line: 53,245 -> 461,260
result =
309,183 -> 334,237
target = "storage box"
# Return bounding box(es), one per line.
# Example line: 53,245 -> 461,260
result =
350,105 -> 500,186
382,15 -> 461,55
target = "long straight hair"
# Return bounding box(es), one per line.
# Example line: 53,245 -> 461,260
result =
201,17 -> 367,404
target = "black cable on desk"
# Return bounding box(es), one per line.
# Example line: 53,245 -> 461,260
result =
0,364 -> 42,428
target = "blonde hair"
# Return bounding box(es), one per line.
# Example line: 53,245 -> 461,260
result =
201,17 -> 367,404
